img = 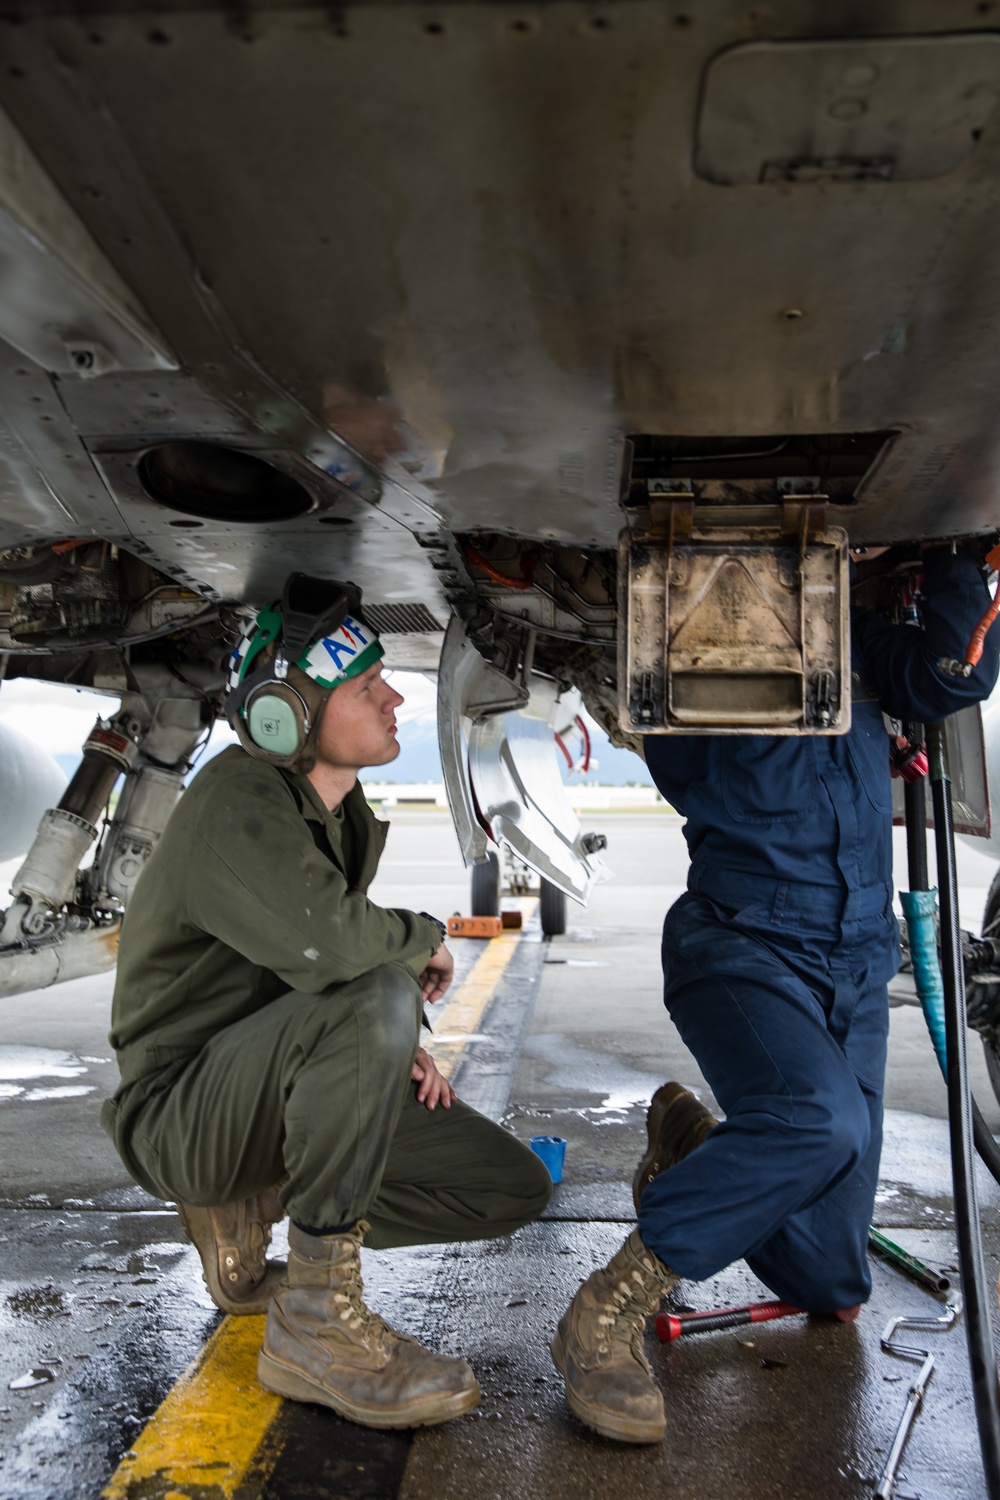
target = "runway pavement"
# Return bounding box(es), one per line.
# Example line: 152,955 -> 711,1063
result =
1,808 -> 999,1498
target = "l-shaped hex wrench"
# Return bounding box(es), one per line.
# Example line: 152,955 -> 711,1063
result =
874,1300 -> 962,1500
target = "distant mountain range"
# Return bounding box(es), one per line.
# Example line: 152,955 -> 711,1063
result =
55,716 -> 655,788
360,716 -> 654,787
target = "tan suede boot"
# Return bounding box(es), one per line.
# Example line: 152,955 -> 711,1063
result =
632,1082 -> 719,1213
258,1221 -> 480,1429
177,1186 -> 286,1315
551,1229 -> 678,1443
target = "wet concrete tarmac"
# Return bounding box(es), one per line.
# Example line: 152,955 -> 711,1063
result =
1,810 -> 999,1498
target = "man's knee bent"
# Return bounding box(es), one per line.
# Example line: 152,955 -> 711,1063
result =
300,964 -> 422,1077
797,1088 -> 872,1191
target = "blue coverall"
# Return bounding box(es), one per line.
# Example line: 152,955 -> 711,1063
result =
640,547 -> 1000,1311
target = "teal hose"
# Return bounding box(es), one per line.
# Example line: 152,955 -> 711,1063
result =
899,887 -> 947,1078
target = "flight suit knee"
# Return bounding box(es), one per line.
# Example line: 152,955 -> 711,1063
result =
308,962 -> 423,1081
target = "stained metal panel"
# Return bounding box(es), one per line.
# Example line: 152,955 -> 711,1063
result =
0,5 -> 996,610
620,524 -> 850,735
697,36 -> 1000,186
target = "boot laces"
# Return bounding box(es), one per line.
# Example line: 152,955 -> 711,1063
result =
595,1265 -> 661,1354
329,1255 -> 396,1352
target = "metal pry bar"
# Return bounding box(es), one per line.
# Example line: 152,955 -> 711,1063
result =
874,1301 -> 962,1500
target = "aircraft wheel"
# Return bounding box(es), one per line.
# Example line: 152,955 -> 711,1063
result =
975,869 -> 1000,1108
540,877 -> 567,937
471,851 -> 501,917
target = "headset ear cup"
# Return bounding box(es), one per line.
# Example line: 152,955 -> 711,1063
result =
243,684 -> 310,762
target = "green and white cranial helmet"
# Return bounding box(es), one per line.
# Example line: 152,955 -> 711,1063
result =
225,575 -> 385,768
226,602 -> 384,696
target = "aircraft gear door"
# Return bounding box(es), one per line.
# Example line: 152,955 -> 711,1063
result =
437,618 -> 608,905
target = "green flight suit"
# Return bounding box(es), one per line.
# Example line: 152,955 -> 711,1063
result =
101,746 -> 550,1244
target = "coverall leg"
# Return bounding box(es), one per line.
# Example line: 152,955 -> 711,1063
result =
636,889 -> 891,1312
107,961 -> 550,1242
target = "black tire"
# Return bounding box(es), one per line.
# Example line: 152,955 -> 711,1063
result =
540,877 -> 567,937
471,851 -> 501,917
973,868 -> 1000,1108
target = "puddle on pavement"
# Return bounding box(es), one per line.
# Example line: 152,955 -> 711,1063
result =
0,1047 -> 95,1103
6,1287 -> 71,1320
21,1086 -> 94,1101
543,959 -> 609,967
8,1368 -> 55,1391
0,1047 -> 88,1081
588,1084 -> 658,1116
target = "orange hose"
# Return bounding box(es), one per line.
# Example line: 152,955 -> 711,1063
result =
464,544 -> 534,590
965,542 -> 1000,666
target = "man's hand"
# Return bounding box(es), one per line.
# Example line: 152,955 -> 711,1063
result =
412,1046 -> 457,1110
419,942 -> 454,1004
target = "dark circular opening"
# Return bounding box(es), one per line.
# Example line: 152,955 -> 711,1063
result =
139,442 -> 313,523
168,519 -> 204,529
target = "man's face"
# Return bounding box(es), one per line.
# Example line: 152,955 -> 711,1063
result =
313,663 -> 404,774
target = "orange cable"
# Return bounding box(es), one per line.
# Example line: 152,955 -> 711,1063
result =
965,543 -> 1000,666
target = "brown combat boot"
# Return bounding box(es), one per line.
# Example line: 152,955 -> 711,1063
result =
632,1082 -> 719,1213
177,1187 -> 286,1316
258,1221 -> 480,1429
551,1229 -> 679,1443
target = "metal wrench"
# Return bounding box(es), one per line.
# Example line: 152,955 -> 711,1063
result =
874,1301 -> 962,1500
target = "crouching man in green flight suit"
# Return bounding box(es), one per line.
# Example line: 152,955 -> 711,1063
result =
101,574 -> 551,1430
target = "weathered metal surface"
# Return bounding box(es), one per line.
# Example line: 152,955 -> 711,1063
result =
619,523 -> 850,734
0,3 -> 993,618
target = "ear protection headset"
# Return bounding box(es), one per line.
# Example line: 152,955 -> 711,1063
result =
224,572 -> 384,772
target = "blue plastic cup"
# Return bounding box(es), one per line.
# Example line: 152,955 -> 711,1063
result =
530,1134 -> 567,1183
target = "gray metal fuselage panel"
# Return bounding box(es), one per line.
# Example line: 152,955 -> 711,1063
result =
0,3 -> 992,620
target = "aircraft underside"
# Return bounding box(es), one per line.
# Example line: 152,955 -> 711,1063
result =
0,0 -> 998,993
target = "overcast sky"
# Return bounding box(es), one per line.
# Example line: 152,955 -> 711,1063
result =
0,670 -> 439,764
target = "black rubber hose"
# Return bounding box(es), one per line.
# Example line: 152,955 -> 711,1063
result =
903,756 -> 1000,1188
928,721 -> 1000,1498
902,748 -> 929,892
973,1099 -> 1000,1189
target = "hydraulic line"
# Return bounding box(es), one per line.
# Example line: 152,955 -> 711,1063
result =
903,760 -> 928,891
926,721 -> 1000,1497
464,543 -> 534,591
901,769 -> 1000,1188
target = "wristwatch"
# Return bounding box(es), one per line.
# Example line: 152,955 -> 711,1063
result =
419,912 -> 447,949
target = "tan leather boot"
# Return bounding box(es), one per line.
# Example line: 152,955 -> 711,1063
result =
177,1186 -> 286,1315
632,1082 -> 719,1212
258,1221 -> 480,1429
551,1229 -> 678,1443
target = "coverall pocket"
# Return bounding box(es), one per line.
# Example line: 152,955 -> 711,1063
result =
719,738 -> 819,824
846,722 -> 893,814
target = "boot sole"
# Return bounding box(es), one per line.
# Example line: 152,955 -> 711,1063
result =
257,1350 -> 481,1429
177,1204 -> 285,1316
549,1331 -> 665,1445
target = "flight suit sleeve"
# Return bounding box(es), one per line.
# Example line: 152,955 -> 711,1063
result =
851,546 -> 1000,722
189,766 -> 442,993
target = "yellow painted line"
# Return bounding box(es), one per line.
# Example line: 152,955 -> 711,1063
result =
429,898 -> 537,1079
101,1315 -> 282,1499
100,906 -> 532,1497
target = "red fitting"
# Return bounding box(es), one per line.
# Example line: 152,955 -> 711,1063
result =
890,739 -> 929,782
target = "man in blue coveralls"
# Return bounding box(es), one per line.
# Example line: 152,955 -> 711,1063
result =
551,541 -> 1000,1444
